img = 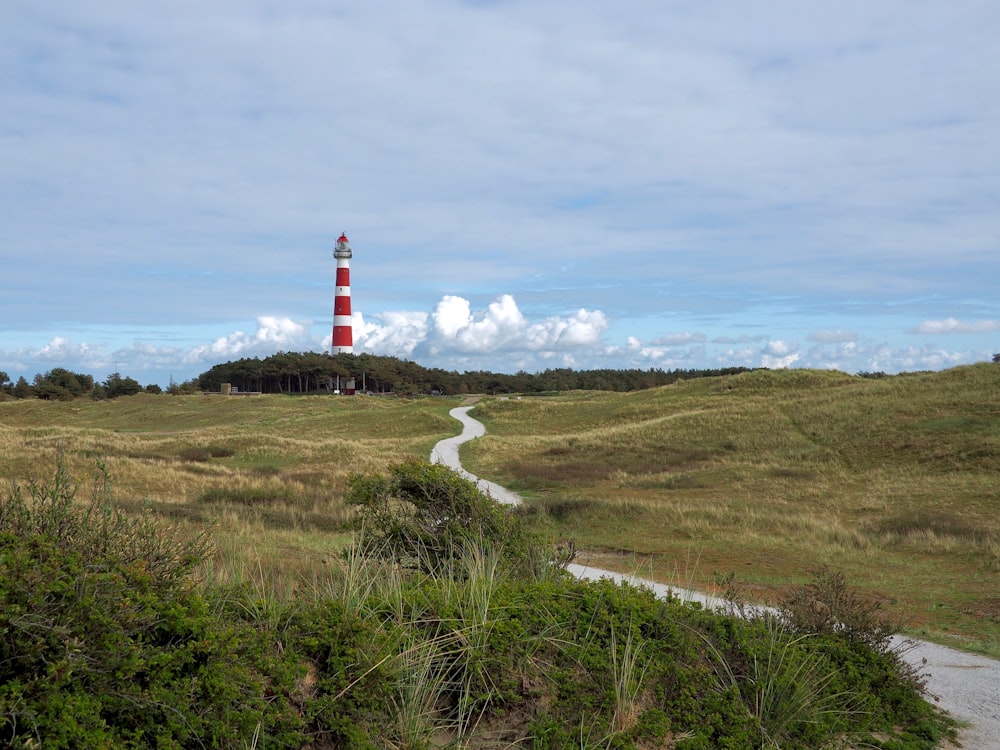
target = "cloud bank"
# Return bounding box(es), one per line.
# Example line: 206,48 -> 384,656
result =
5,293 -> 997,388
910,318 -> 1000,335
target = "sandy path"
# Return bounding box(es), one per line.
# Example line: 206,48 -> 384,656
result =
430,405 -> 1000,749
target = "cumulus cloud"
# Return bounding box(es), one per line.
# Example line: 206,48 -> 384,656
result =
526,308 -> 607,349
909,318 -> 1000,335
430,295 -> 526,353
761,340 -> 801,369
867,345 -> 970,372
33,337 -> 105,364
182,316 -> 312,363
424,294 -> 607,355
354,310 -> 429,356
0,337 -> 107,373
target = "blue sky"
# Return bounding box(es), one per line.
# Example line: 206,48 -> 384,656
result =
2,1 -> 998,388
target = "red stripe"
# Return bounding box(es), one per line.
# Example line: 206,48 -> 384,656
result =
332,326 -> 353,346
336,268 -> 351,286
334,297 -> 351,315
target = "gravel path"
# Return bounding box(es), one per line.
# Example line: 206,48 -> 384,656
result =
431,405 -> 1000,749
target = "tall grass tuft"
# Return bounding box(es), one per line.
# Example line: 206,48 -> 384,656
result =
609,620 -> 648,735
705,616 -> 859,748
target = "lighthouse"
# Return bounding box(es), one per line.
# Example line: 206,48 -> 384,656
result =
331,232 -> 353,354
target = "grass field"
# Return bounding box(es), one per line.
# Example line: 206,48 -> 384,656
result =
463,364 -> 1000,656
0,392 -> 459,589
2,365 -> 997,656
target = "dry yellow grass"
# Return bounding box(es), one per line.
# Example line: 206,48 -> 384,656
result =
0,392 -> 460,588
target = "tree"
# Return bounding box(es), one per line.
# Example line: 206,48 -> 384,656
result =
13,377 -> 33,399
35,368 -> 94,398
104,373 -> 143,399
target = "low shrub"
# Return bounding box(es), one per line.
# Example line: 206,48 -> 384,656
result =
0,459 -> 305,748
197,485 -> 299,506
346,458 -> 552,579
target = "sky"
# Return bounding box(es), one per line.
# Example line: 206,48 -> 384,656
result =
2,1 -> 999,388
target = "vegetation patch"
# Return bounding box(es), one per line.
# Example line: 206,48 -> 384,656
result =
875,510 -> 993,545
178,444 -> 236,462
463,363 -> 1000,652
918,416 -> 999,433
0,459 -> 959,748
197,485 -> 301,506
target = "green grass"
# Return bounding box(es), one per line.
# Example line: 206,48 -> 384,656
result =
464,364 -> 1000,655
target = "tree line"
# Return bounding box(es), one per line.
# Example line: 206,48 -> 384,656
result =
0,368 -> 169,401
1,354 -> 754,401
193,352 -> 754,395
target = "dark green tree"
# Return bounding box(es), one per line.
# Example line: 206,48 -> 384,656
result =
104,373 -> 143,398
12,376 -> 33,399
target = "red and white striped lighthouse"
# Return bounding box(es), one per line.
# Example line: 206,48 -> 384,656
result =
331,232 -> 353,354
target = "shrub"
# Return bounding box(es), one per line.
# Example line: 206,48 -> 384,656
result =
346,458 -> 550,579
1,458 -> 208,589
0,459 -> 306,749
778,567 -> 897,653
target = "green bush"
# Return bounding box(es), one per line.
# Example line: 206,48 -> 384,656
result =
0,460 -> 306,749
346,458 -> 550,578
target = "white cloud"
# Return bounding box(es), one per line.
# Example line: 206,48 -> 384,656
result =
430,296 -> 474,339
808,329 -> 857,343
910,318 -> 1000,335
34,337 -> 105,364
1,338 -> 107,373
182,316 -> 312,363
423,294 -> 606,355
761,340 -> 801,369
354,310 -> 429,356
868,345 -> 971,372
526,308 -> 607,349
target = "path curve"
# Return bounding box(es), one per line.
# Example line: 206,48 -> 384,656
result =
430,405 -> 999,749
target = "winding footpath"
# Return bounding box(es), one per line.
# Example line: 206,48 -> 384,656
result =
430,406 -> 1000,750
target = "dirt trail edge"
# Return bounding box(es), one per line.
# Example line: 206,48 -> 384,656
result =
430,405 -> 1000,750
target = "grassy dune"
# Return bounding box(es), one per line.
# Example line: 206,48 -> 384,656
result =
463,364 -> 1000,655
2,365 -> 997,656
0,392 -> 460,590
